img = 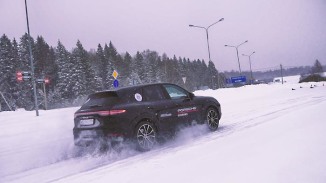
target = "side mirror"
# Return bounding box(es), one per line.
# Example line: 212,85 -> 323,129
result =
189,92 -> 195,99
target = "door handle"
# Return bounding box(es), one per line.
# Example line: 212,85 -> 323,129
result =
147,106 -> 154,109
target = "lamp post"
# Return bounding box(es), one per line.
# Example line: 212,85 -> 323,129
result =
225,40 -> 248,74
24,0 -> 39,116
189,18 -> 224,88
242,51 -> 255,85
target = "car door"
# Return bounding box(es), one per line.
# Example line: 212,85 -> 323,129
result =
162,84 -> 201,126
141,85 -> 178,131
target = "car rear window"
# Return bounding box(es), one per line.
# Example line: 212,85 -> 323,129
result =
82,91 -> 119,107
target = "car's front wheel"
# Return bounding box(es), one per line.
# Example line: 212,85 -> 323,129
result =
135,121 -> 157,151
206,107 -> 220,131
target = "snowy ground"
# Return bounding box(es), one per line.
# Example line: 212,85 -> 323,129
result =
1,80 -> 326,183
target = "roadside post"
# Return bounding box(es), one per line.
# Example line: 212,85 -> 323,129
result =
112,70 -> 119,88
36,78 -> 50,110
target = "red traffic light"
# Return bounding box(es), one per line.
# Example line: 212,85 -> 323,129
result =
44,78 -> 50,84
16,71 -> 32,81
16,71 -> 23,82
17,76 -> 23,82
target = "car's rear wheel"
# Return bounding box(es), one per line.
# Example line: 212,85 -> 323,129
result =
206,107 -> 220,131
135,121 -> 157,151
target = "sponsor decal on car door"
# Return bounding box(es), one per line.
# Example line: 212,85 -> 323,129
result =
177,107 -> 198,117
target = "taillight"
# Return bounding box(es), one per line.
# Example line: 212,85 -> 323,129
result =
74,110 -> 126,118
109,110 -> 126,115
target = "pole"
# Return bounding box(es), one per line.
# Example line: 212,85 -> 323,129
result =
205,29 -> 211,61
24,0 -> 39,116
225,40 -> 248,75
189,18 -> 224,89
242,51 -> 255,85
249,57 -> 253,85
280,64 -> 284,84
217,71 -> 220,88
43,83 -> 48,110
236,48 -> 241,74
0,92 -> 13,111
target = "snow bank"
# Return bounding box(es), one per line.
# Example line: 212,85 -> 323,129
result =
1,81 -> 326,183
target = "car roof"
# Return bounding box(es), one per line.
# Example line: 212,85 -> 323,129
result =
93,82 -> 175,96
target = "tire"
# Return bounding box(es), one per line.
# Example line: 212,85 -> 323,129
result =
135,121 -> 157,151
206,107 -> 220,131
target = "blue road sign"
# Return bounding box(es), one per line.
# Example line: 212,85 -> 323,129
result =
231,76 -> 246,83
113,79 -> 119,88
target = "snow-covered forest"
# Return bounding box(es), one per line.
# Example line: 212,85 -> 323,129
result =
0,34 -> 222,110
0,33 -> 323,111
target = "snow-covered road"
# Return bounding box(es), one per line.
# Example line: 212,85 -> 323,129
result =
1,82 -> 326,183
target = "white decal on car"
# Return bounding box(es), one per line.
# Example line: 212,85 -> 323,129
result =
135,93 -> 142,102
177,107 -> 197,117
160,113 -> 172,117
177,107 -> 197,114
178,113 -> 188,117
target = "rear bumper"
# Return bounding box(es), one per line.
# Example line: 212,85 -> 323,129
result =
73,128 -> 126,146
73,114 -> 134,146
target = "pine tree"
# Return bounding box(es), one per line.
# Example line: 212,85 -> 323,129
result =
207,61 -> 218,89
155,56 -> 165,83
184,59 -> 196,91
45,47 -> 58,92
103,44 -> 115,89
123,52 -> 132,76
178,57 -> 187,86
34,36 -> 50,77
161,53 -> 169,82
16,33 -> 36,110
0,34 -> 16,110
10,38 -> 21,109
54,41 -> 74,103
71,40 -> 88,96
168,55 -> 181,84
108,41 -> 118,61
96,44 -> 107,89
70,40 -> 101,96
107,41 -> 119,69
120,52 -> 132,86
142,50 -> 160,84
311,59 -> 323,74
133,51 -> 145,84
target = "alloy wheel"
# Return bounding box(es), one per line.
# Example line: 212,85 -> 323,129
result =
207,108 -> 219,130
137,123 -> 156,151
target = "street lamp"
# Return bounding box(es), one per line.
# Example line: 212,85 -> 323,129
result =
242,51 -> 255,85
189,18 -> 224,88
24,0 -> 39,116
225,40 -> 248,74
189,18 -> 224,62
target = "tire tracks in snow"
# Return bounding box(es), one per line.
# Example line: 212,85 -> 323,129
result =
2,94 -> 325,183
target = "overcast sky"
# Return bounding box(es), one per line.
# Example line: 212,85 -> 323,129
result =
1,0 -> 325,72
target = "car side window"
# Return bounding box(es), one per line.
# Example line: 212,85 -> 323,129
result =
142,85 -> 165,101
163,84 -> 188,99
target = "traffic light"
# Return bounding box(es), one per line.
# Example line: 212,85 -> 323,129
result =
16,71 -> 32,82
36,78 -> 50,84
44,78 -> 50,84
16,71 -> 23,82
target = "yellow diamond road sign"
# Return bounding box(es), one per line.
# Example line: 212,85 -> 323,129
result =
112,70 -> 118,79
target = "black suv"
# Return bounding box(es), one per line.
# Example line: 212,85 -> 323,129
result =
73,83 -> 221,151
